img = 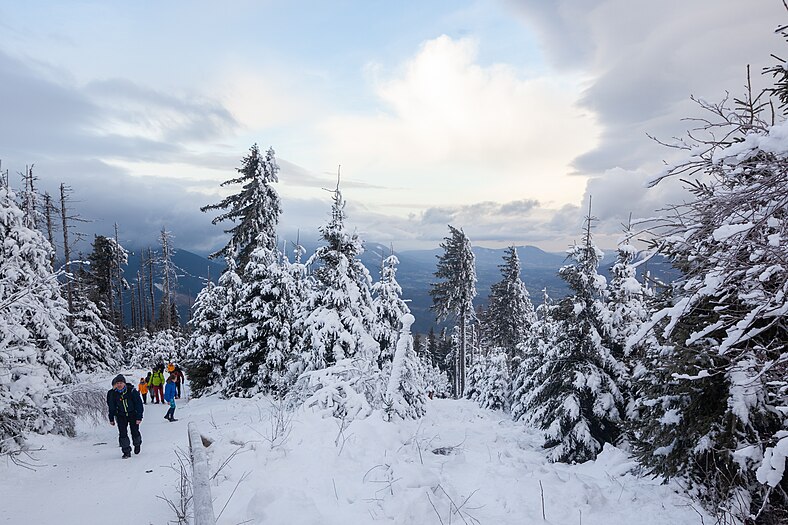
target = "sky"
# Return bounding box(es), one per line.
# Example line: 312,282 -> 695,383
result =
0,0 -> 785,255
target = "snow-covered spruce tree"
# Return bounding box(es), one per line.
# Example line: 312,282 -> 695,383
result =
129,329 -> 184,368
517,210 -> 625,463
485,246 -> 536,368
422,359 -> 451,398
0,186 -> 75,451
464,354 -> 487,402
69,293 -> 123,372
631,82 -> 788,521
512,288 -> 558,422
184,253 -> 243,397
225,245 -> 299,398
201,144 -> 280,269
430,225 -> 476,397
372,253 -> 410,368
300,184 -> 379,370
383,313 -> 426,420
291,184 -> 382,418
476,349 -> 511,411
605,228 -> 651,360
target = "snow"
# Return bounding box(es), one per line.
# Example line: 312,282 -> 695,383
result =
0,375 -> 714,525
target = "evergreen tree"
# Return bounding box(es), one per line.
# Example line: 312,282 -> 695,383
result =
69,293 -> 123,372
430,225 -> 476,397
476,350 -> 510,411
605,229 -> 650,360
300,185 -> 379,370
201,144 -> 281,268
512,289 -> 558,422
225,245 -> 298,397
185,255 -> 243,397
184,280 -> 229,397
485,246 -> 536,368
0,186 -> 75,451
516,211 -> 625,463
371,253 -> 410,368
383,314 -> 427,420
632,81 -> 788,520
84,234 -> 128,332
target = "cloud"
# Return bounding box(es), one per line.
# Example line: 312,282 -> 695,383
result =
316,35 -> 599,208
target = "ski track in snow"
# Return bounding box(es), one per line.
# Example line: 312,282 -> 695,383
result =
1,374 -> 711,525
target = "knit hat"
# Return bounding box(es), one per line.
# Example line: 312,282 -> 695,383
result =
112,374 -> 127,386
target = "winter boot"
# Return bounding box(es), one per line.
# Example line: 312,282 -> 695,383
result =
134,444 -> 141,455
122,451 -> 131,459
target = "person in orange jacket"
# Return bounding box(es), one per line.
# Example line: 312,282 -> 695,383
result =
138,377 -> 149,404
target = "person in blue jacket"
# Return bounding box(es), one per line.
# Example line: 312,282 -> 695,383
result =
106,374 -> 144,459
163,374 -> 178,422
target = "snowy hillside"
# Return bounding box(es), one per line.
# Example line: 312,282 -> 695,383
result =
0,375 -> 711,525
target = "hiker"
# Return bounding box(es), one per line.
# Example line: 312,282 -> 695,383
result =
172,364 -> 185,399
106,374 -> 144,459
163,374 -> 178,422
149,366 -> 165,404
138,377 -> 149,404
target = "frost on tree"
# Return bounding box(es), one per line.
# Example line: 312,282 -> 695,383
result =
300,184 -> 379,371
512,289 -> 558,422
485,246 -> 536,368
430,225 -> 476,398
291,184 -> 384,419
201,144 -> 281,269
225,245 -> 300,398
631,82 -> 788,519
129,329 -> 184,368
184,271 -> 235,397
517,213 -> 625,463
69,293 -> 123,372
383,314 -> 426,420
0,186 -> 75,451
372,253 -> 410,368
476,350 -> 511,412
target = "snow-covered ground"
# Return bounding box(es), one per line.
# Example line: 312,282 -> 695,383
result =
1,375 -> 711,525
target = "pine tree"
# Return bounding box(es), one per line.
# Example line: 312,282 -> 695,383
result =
485,246 -> 536,368
300,184 -> 379,370
0,185 -> 75,451
476,350 -> 510,411
512,289 -> 558,422
84,234 -> 128,333
631,76 -> 788,520
430,225 -> 476,397
517,210 -> 625,463
69,293 -> 123,372
185,255 -> 243,397
372,253 -> 410,368
184,281 -> 227,397
383,313 -> 427,420
225,245 -> 297,397
201,144 -> 281,268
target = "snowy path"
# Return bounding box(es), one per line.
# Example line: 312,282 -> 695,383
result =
1,379 -> 713,525
0,373 -> 193,525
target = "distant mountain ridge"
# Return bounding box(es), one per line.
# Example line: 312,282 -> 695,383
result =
127,243 -> 677,333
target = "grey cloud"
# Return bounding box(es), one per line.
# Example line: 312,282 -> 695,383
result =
0,49 -> 240,166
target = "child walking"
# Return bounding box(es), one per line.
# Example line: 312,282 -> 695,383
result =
163,374 -> 178,422
138,377 -> 149,404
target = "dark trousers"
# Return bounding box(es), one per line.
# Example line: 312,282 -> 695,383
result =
142,393 -> 147,404
115,414 -> 142,454
175,382 -> 182,399
165,404 -> 176,420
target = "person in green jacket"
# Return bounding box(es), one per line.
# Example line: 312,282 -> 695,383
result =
149,365 -> 165,404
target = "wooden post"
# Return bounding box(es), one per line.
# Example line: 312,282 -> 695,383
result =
188,422 -> 216,525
